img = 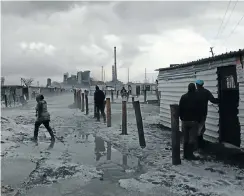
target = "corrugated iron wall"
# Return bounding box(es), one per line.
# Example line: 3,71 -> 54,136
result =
158,67 -> 219,143
238,83 -> 244,149
196,69 -> 219,143
158,77 -> 195,129
157,56 -> 243,145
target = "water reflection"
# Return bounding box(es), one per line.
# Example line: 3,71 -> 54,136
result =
95,137 -> 106,161
81,133 -> 89,141
47,140 -> 55,150
122,155 -> 127,166
107,142 -> 111,160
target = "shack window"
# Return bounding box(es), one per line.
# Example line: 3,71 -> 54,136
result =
222,75 -> 236,89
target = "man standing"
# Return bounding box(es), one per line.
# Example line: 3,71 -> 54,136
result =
179,83 -> 202,160
196,80 -> 219,149
120,86 -> 127,98
94,86 -> 106,122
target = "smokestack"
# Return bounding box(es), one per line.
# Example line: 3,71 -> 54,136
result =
102,66 -> 103,82
114,46 -> 117,81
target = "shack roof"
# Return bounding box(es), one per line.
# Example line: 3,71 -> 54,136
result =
155,49 -> 244,72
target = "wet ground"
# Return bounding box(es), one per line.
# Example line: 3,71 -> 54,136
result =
1,94 -> 158,196
1,93 -> 244,196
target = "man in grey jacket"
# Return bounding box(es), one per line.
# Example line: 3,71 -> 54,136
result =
33,94 -> 55,142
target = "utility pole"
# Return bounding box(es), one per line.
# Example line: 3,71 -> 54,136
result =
210,47 -> 214,57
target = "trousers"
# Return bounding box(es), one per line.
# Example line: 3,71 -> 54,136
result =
34,120 -> 54,139
95,103 -> 106,122
182,121 -> 198,145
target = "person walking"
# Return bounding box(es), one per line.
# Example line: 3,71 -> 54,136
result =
33,94 -> 55,142
196,80 -> 219,149
94,86 -> 106,122
120,87 -> 127,99
179,83 -> 202,160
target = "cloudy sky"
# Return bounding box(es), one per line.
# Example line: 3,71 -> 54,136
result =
1,1 -> 244,85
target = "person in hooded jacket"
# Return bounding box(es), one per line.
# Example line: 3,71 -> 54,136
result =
33,94 -> 55,142
196,80 -> 219,149
120,87 -> 127,98
94,86 -> 106,122
179,83 -> 202,160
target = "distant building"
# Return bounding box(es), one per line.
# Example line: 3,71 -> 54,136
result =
67,75 -> 77,85
77,71 -> 83,84
81,71 -> 91,85
1,77 -> 5,86
47,78 -> 51,87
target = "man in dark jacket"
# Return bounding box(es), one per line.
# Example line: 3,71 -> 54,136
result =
179,83 -> 202,160
120,87 -> 127,98
196,80 -> 219,149
94,86 -> 106,122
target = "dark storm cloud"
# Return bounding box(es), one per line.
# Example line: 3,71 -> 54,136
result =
113,1 -> 210,22
1,1 -> 244,84
1,1 -> 111,17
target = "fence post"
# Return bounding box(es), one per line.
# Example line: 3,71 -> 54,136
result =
122,97 -> 127,135
144,90 -> 147,104
133,101 -> 146,148
4,94 -> 8,107
117,90 -> 119,99
170,104 -> 181,165
81,93 -> 85,112
74,89 -> 77,107
85,92 -> 89,115
111,90 -> 114,103
106,98 -> 111,127
78,90 -> 81,109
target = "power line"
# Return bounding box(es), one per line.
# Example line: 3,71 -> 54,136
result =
225,13 -> 244,42
214,0 -> 232,41
219,0 -> 239,37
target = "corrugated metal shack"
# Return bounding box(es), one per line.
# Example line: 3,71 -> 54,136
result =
156,49 -> 244,149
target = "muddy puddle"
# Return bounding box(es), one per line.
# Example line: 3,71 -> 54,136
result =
1,131 -> 146,196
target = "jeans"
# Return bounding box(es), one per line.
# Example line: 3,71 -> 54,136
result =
182,121 -> 198,145
95,103 -> 106,122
